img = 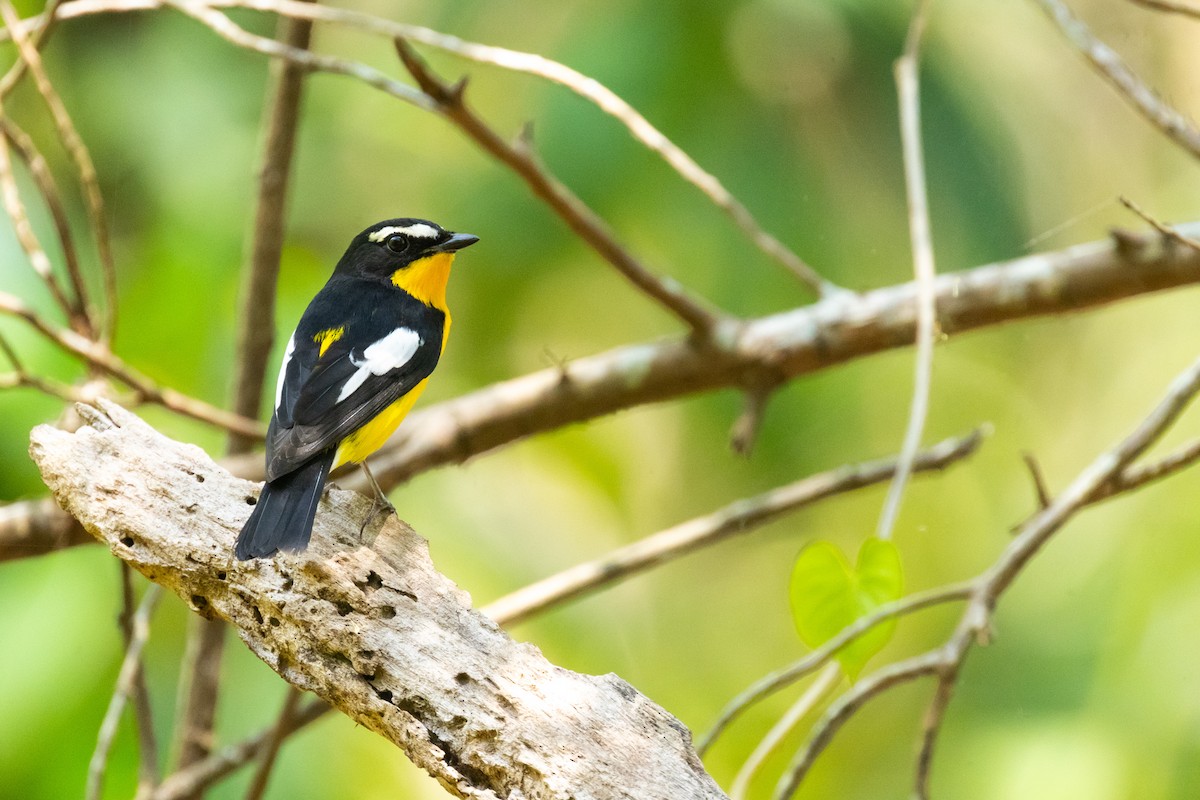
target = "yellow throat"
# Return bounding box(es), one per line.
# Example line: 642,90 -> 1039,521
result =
392,252 -> 455,315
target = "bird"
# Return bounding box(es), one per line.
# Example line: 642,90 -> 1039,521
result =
235,218 -> 478,560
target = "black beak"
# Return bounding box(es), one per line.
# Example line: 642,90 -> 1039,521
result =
437,232 -> 479,253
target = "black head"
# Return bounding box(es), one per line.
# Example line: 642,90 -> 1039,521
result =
335,218 -> 479,278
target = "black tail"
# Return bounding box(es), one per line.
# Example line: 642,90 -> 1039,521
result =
235,451 -> 336,560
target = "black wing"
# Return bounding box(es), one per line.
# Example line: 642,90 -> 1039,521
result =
265,286 -> 444,481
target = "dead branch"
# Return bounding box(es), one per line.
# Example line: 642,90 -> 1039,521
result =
30,401 -> 728,800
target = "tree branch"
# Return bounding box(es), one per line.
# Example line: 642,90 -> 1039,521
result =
396,38 -> 725,337
370,223 -> 1200,488
483,430 -> 981,627
31,401 -> 728,800
1032,0 -> 1200,161
7,225 -> 1200,563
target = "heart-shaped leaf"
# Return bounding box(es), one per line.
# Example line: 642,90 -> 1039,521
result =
788,537 -> 904,679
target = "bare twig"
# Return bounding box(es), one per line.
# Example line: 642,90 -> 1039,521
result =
153,700 -> 330,800
730,663 -> 840,800
242,688 -> 303,800
0,331 -> 97,403
0,70 -> 80,332
1101,436 -> 1200,496
1020,452 -> 1052,510
774,648 -> 946,799
119,564 -> 161,796
10,0 -> 835,295
0,291 -> 264,437
173,619 -> 227,795
163,0 -> 431,109
484,431 -> 981,627
396,37 -> 724,336
913,667 -> 957,799
697,581 -> 973,756
773,351 -> 1200,796
0,0 -> 117,342
1119,196 -> 1200,252
1,118 -> 90,321
1126,0 -> 1200,20
729,385 -> 773,456
1033,0 -> 1200,161
0,0 -> 61,98
227,0 -> 314,453
878,0 -> 937,542
86,583 -> 163,800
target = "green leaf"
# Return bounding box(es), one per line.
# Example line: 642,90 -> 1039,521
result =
788,537 -> 904,679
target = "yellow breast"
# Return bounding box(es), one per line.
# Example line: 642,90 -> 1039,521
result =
333,377 -> 431,468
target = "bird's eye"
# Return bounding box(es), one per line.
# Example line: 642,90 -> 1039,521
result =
384,234 -> 409,254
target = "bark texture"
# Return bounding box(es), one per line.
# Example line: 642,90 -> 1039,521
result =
30,400 -> 726,800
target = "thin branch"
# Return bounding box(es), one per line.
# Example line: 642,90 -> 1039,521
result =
86,583 -> 164,800
775,351 -> 1200,796
729,663 -> 840,800
729,385 -> 773,456
11,0 -> 835,296
241,688 -> 303,800
1101,436 -> 1200,496
0,291 -> 264,438
483,431 -> 982,627
774,649 -> 946,799
119,564 -> 161,795
227,0 -> 314,453
0,0 -> 61,98
173,8 -> 318,791
0,0 -> 117,342
164,0 -> 431,109
878,0 -> 938,541
1126,0 -> 1200,20
696,581 -> 973,756
990,353 -> 1200,594
0,331 -> 97,402
396,37 -> 724,336
173,619 -> 227,797
0,62 -> 81,333
1119,196 -> 1200,252
153,701 -> 330,800
1,118 -> 90,322
1032,0 -> 1200,161
1020,451 -> 1052,510
913,668 -> 958,800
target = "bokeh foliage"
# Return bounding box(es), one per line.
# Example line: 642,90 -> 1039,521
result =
1,0 -> 1199,797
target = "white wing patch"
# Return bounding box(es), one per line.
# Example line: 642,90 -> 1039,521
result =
368,223 -> 439,242
274,333 -> 296,411
336,327 -> 423,402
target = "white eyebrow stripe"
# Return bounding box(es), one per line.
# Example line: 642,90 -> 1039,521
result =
368,223 -> 439,242
336,327 -> 423,402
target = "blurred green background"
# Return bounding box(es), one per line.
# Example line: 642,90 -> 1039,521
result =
2,0 -> 1199,797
